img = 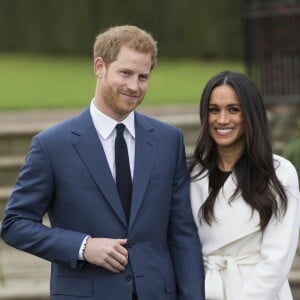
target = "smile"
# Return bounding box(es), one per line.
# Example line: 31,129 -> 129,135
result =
216,128 -> 233,135
120,93 -> 139,100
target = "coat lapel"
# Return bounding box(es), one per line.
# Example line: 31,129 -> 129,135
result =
129,112 -> 158,229
71,109 -> 127,227
191,170 -> 260,254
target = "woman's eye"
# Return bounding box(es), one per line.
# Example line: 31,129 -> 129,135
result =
229,106 -> 240,113
209,107 -> 219,113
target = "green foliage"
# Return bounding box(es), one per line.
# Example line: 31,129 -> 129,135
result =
161,0 -> 243,59
0,0 -> 243,60
146,59 -> 244,105
0,53 -> 244,110
283,137 -> 300,179
0,53 -> 94,109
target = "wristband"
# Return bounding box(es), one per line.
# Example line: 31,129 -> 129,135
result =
82,236 -> 90,260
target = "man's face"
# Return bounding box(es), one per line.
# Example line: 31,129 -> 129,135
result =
94,46 -> 152,121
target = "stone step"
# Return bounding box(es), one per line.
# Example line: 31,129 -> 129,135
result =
0,241 -> 50,300
0,112 -> 285,161
0,285 -> 49,300
0,125 -> 42,157
0,187 -> 11,220
0,117 -> 199,193
0,115 -> 199,157
0,241 -> 50,279
0,156 -> 24,187
290,271 -> 300,300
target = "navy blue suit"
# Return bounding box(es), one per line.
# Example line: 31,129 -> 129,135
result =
1,109 -> 205,299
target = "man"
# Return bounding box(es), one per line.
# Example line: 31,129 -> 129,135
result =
1,25 -> 205,300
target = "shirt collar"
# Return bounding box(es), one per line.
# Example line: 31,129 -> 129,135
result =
90,99 -> 135,139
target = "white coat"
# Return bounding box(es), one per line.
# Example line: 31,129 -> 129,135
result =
190,154 -> 300,300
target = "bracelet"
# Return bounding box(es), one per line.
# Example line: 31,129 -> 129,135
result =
82,236 -> 90,260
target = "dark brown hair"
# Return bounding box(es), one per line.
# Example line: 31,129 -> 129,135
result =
188,71 -> 287,230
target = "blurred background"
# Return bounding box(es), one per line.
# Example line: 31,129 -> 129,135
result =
0,0 -> 299,299
0,0 -> 243,59
0,0 -> 298,190
0,0 -> 244,109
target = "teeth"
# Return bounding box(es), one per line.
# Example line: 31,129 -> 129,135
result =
217,128 -> 232,134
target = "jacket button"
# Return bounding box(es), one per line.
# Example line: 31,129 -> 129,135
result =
127,241 -> 135,248
125,274 -> 133,281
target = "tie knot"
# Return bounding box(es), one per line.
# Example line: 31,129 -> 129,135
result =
116,123 -> 125,135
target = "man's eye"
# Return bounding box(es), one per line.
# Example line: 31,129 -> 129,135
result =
139,75 -> 149,82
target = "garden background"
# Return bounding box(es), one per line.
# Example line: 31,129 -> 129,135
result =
0,0 -> 300,298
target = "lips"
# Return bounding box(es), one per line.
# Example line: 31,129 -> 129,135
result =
120,92 -> 140,100
216,128 -> 233,135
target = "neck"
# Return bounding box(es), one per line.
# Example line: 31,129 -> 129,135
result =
217,145 -> 244,172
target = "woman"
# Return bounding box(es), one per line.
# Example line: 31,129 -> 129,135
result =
189,70 -> 300,300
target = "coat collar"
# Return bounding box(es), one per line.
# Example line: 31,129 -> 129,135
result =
190,169 -> 261,254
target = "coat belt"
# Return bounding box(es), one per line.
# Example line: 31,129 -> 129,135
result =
204,252 -> 262,299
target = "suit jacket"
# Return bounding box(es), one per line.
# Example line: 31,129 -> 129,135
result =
190,154 -> 300,300
1,108 -> 205,300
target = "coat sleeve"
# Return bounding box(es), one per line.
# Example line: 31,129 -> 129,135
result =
236,159 -> 300,300
1,135 -> 87,270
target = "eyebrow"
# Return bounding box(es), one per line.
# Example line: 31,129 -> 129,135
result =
209,103 -> 241,107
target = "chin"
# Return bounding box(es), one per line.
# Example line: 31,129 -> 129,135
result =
118,105 -> 136,116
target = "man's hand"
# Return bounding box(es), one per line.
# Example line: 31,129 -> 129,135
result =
83,238 -> 128,273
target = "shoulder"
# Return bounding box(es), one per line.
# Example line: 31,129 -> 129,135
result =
135,112 -> 183,140
273,154 -> 299,186
190,164 -> 208,185
36,108 -> 91,141
135,112 -> 178,132
273,153 -> 297,175
190,164 -> 209,209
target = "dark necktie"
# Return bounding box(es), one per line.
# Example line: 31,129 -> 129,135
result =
115,123 -> 132,220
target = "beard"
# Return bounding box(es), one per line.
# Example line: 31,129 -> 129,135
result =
101,81 -> 144,117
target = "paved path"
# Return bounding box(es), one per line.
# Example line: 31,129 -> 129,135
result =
0,104 -> 199,129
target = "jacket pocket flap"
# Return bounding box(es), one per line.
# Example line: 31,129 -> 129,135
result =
52,276 -> 93,296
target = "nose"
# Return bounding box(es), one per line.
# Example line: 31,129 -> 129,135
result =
218,110 -> 229,124
126,77 -> 139,92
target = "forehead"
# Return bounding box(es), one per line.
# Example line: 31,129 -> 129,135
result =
111,46 -> 152,72
210,84 -> 240,105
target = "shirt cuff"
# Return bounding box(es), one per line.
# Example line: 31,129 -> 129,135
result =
78,235 -> 90,261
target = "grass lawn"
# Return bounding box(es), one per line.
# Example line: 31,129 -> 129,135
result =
0,53 -> 244,110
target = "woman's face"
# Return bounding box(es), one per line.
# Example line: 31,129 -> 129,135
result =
208,84 -> 245,151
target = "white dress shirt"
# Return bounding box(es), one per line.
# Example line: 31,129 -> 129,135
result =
78,99 -> 136,260
89,100 -> 135,179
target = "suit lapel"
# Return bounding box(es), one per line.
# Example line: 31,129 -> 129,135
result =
129,113 -> 158,228
71,109 -> 127,227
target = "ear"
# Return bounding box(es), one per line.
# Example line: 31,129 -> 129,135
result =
94,57 -> 106,78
